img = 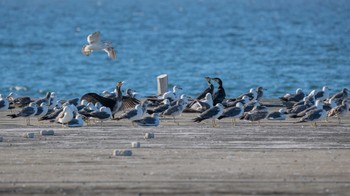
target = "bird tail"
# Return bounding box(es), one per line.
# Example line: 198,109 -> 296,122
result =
193,117 -> 203,123
147,109 -> 154,114
217,115 -> 225,120
289,114 -> 298,118
7,114 -> 17,118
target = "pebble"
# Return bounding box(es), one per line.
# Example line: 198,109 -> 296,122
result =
0,136 -> 3,142
144,133 -> 155,139
131,142 -> 140,148
23,132 -> 35,138
113,149 -> 132,156
40,130 -> 55,136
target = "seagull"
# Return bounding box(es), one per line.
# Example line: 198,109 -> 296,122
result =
81,81 -> 139,118
162,98 -> 187,124
34,102 -> 49,119
161,86 -> 182,101
35,92 -> 51,106
323,98 -> 337,112
133,113 -> 160,127
0,94 -> 9,112
7,92 -> 31,108
193,103 -> 224,127
68,114 -> 84,127
256,86 -> 266,101
224,95 -> 250,108
289,100 -> 323,118
218,102 -> 244,126
297,108 -> 326,126
189,93 -> 213,112
211,77 -> 226,105
328,100 -> 349,124
125,89 -> 141,100
147,99 -> 171,114
7,103 -> 37,125
243,100 -> 261,112
114,104 -> 143,126
267,108 -> 287,121
56,106 -> 74,127
329,88 -> 348,104
240,105 -> 269,124
81,31 -> 116,60
280,88 -> 305,103
314,86 -> 330,101
83,106 -> 112,126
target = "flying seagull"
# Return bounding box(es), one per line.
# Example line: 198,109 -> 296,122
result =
81,31 -> 116,60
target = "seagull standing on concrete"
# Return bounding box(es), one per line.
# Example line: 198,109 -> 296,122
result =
0,94 -> 9,112
81,31 -> 116,60
328,100 -> 349,124
218,102 -> 244,126
193,103 -> 224,127
7,103 -> 38,125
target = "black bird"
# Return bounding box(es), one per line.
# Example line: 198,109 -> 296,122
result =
211,77 -> 226,105
81,81 -> 139,118
187,76 -> 214,108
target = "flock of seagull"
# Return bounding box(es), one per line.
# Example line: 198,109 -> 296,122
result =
0,31 -> 349,128
0,77 -> 348,128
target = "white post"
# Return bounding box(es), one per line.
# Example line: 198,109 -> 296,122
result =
157,74 -> 168,95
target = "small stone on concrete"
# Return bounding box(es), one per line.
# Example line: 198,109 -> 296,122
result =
131,142 -> 140,148
40,130 -> 55,136
144,133 -> 155,139
23,132 -> 35,138
113,149 -> 132,156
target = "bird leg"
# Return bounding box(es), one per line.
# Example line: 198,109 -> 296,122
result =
338,116 -> 341,124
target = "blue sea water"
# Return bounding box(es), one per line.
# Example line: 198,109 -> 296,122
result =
0,0 -> 349,99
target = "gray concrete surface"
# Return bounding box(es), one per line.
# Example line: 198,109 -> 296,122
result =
0,104 -> 350,195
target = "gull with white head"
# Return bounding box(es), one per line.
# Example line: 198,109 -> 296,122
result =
82,31 -> 116,60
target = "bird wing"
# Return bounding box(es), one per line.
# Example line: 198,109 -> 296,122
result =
223,107 -> 241,117
81,93 -> 116,111
55,110 -> 65,121
119,96 -> 140,111
103,47 -> 116,60
303,109 -> 322,121
36,106 -> 43,115
87,31 -> 101,44
163,105 -> 180,115
200,106 -> 220,120
120,109 -> 138,119
19,106 -> 35,117
90,111 -> 111,119
153,104 -> 170,113
267,111 -> 281,119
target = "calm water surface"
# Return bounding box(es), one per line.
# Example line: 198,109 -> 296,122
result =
0,0 -> 349,99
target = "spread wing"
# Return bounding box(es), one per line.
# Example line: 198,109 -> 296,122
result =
103,47 -> 116,60
81,93 -> 116,111
119,96 -> 140,111
87,31 -> 100,44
